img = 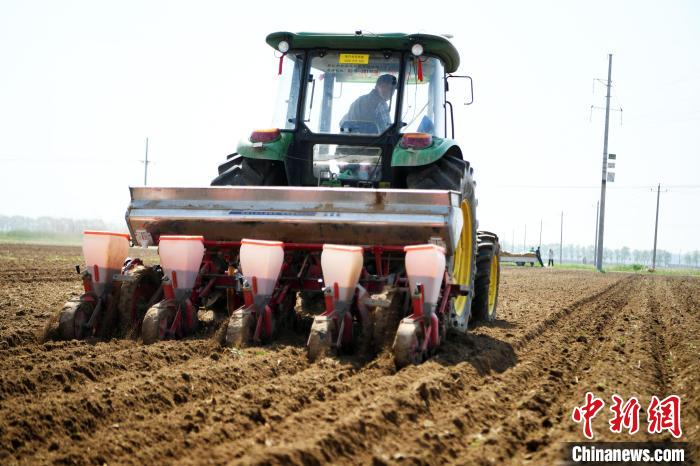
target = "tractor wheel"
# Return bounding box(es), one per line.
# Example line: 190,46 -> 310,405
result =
141,300 -> 176,345
210,153 -> 243,185
57,298 -> 94,341
210,155 -> 287,186
472,232 -> 501,323
224,307 -> 255,348
216,153 -> 241,174
405,154 -> 466,191
405,154 -> 478,331
117,266 -> 162,337
392,320 -> 424,369
307,316 -> 335,361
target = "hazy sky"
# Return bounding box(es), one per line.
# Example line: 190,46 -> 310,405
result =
1,0 -> 699,253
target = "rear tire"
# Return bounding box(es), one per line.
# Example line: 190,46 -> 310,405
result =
472,232 -> 501,322
405,154 -> 478,331
405,154 -> 467,191
211,155 -> 287,186
216,153 -> 240,174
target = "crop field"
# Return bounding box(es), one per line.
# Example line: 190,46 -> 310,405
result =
0,244 -> 698,465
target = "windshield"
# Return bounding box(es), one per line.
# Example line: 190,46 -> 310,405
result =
272,53 -> 304,130
401,56 -> 445,137
302,51 -> 400,135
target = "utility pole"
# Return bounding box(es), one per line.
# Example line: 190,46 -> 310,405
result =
512,229 -> 515,253
594,201 -> 599,263
652,183 -> 661,270
142,137 -> 150,186
539,219 -> 543,248
559,211 -> 563,265
524,224 -> 527,251
595,54 -> 613,272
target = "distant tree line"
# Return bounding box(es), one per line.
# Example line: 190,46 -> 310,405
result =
503,241 -> 700,268
0,215 -> 123,234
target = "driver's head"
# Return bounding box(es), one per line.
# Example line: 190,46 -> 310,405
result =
375,74 -> 397,100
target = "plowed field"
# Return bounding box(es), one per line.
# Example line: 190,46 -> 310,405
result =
0,244 -> 697,465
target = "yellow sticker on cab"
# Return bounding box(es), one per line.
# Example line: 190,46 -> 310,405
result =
339,53 -> 370,64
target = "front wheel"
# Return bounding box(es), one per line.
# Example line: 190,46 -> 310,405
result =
472,232 -> 501,322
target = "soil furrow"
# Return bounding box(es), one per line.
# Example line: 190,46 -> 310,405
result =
59,358 -> 392,465
1,244 -> 697,466
350,275 -> 637,465
0,339 -> 216,402
3,343 -> 309,462
526,275 -> 696,464
187,277 -> 634,465
396,276 -> 637,465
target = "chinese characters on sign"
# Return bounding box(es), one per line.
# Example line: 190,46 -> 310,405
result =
572,393 -> 682,439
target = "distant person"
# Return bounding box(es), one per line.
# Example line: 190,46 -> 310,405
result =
340,74 -> 397,133
548,248 -> 554,267
535,246 -> 544,267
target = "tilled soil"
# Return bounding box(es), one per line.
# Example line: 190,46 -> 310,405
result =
0,244 -> 697,465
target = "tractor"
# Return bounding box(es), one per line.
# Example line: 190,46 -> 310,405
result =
46,32 -> 501,368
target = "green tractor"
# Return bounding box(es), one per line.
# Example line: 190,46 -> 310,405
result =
206,32 -> 500,363
113,31 -> 500,367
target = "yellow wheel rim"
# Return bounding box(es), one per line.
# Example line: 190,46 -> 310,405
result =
487,254 -> 499,316
452,200 -> 474,316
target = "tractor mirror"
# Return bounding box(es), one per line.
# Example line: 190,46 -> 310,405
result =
446,74 -> 474,106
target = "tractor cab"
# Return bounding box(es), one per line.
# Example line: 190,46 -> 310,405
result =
213,32 -> 468,189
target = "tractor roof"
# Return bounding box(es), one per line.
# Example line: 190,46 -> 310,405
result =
266,31 -> 460,73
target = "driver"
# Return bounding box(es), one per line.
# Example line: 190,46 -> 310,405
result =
340,74 -> 397,133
